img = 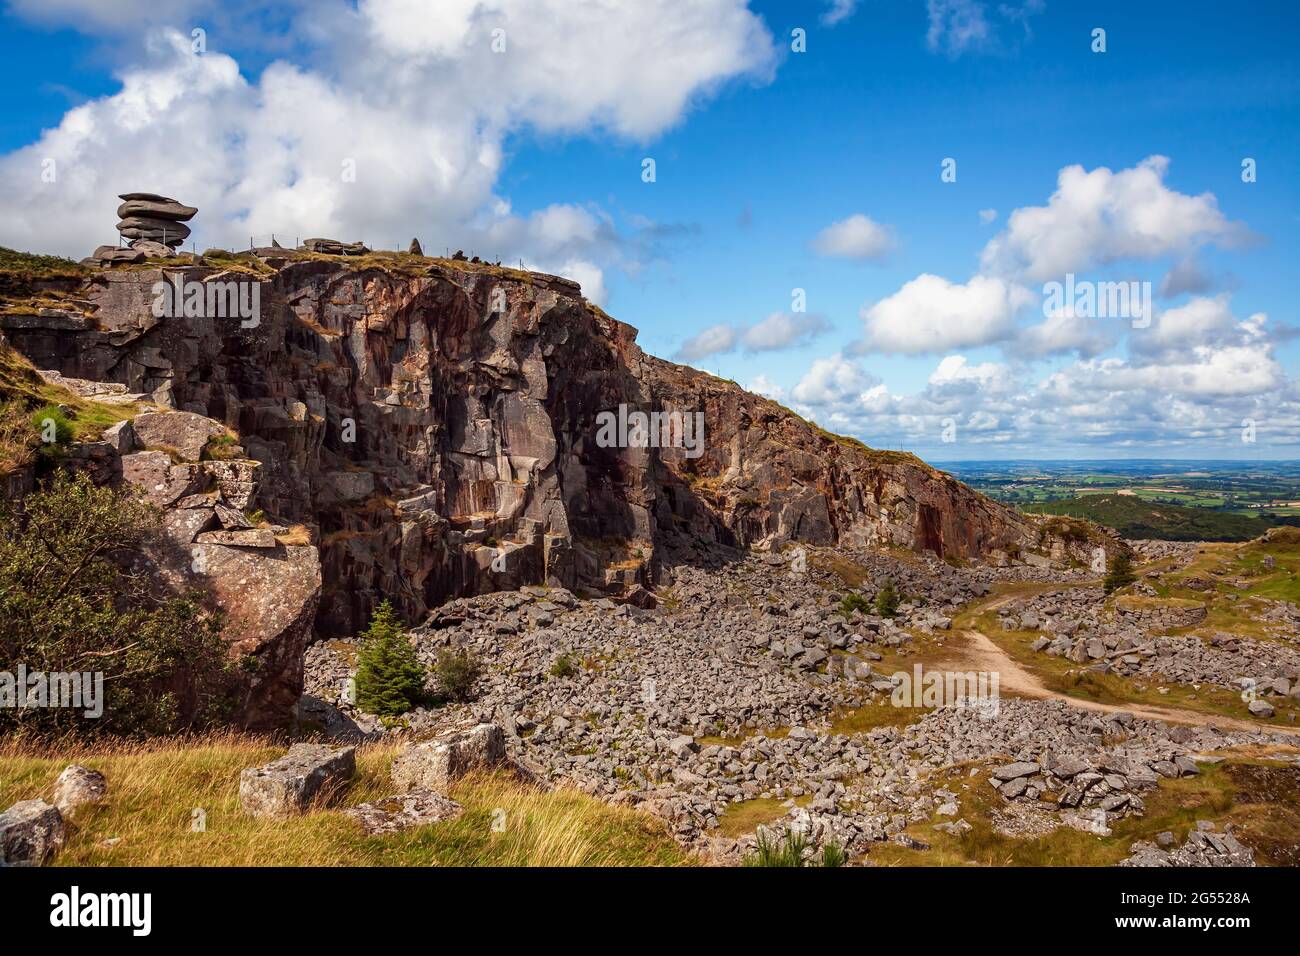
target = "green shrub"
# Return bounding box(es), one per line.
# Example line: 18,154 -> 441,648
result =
875,580 -> 899,618
742,830 -> 847,867
434,647 -> 481,703
837,592 -> 872,618
354,600 -> 426,716
820,841 -> 848,867
549,652 -> 580,679
0,470 -> 236,737
1103,552 -> 1137,594
743,829 -> 809,867
30,404 -> 73,448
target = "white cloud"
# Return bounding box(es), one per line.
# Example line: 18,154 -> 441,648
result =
926,0 -> 992,55
674,311 -> 829,361
926,0 -> 1045,57
821,0 -> 858,26
980,156 -> 1247,282
741,312 -> 831,351
748,374 -> 786,400
674,324 -> 737,362
1159,254 -> 1214,298
792,354 -> 879,406
858,274 -> 1032,354
1132,294 -> 1237,358
811,214 -> 895,260
978,208 -> 997,225
928,355 -> 1010,390
1016,309 -> 1118,359
0,1 -> 777,279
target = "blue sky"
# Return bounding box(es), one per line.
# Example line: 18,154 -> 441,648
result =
0,0 -> 1296,460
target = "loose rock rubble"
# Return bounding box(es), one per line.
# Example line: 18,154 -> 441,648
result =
1121,820 -> 1255,867
302,550 -> 1294,863
1005,586 -> 1300,710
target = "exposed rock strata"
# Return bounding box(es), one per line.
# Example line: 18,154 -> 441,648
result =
1,255 -> 1116,644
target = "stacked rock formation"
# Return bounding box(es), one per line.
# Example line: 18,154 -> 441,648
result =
115,192 -> 197,257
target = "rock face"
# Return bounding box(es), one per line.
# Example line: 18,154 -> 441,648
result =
0,799 -> 67,865
239,743 -> 356,818
0,255 -> 1117,638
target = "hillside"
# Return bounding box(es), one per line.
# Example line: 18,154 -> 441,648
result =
1026,493 -> 1276,542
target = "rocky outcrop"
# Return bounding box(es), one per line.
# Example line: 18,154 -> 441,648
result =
0,253 -> 1115,640
114,191 -> 195,254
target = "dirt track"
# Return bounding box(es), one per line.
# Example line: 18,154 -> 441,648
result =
935,591 -> 1299,736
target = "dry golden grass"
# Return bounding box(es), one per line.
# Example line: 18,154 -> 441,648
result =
274,523 -> 314,546
0,734 -> 692,867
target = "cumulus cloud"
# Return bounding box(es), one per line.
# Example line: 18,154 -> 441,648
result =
741,312 -> 832,351
1159,254 -> 1214,298
980,156 -> 1247,283
791,354 -> 879,406
0,0 -> 777,290
1015,309 -> 1118,359
674,312 -> 830,361
811,214 -> 896,260
780,289 -> 1296,455
747,374 -> 786,400
674,324 -> 738,362
857,274 -> 1032,355
927,355 -> 1011,391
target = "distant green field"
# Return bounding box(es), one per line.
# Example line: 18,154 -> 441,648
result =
1024,493 -> 1277,542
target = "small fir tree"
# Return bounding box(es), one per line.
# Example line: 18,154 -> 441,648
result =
354,600 -> 425,716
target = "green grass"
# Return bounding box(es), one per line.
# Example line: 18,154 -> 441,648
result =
0,734 -> 692,867
866,758 -> 1292,867
718,795 -> 810,838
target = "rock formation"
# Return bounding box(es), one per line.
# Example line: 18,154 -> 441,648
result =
113,192 -> 196,256
1,253 -> 1118,647
0,250 -> 1129,727
301,237 -> 370,256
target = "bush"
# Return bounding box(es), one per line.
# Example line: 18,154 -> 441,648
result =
874,580 -> 900,618
434,647 -> 481,703
354,600 -> 425,716
743,829 -> 809,867
837,592 -> 872,618
30,404 -> 73,448
0,399 -> 38,474
549,652 -> 580,679
0,471 -> 237,737
743,830 -> 847,867
1103,552 -> 1137,594
820,841 -> 847,867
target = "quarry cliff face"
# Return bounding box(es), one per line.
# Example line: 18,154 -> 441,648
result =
2,252 -> 1097,648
